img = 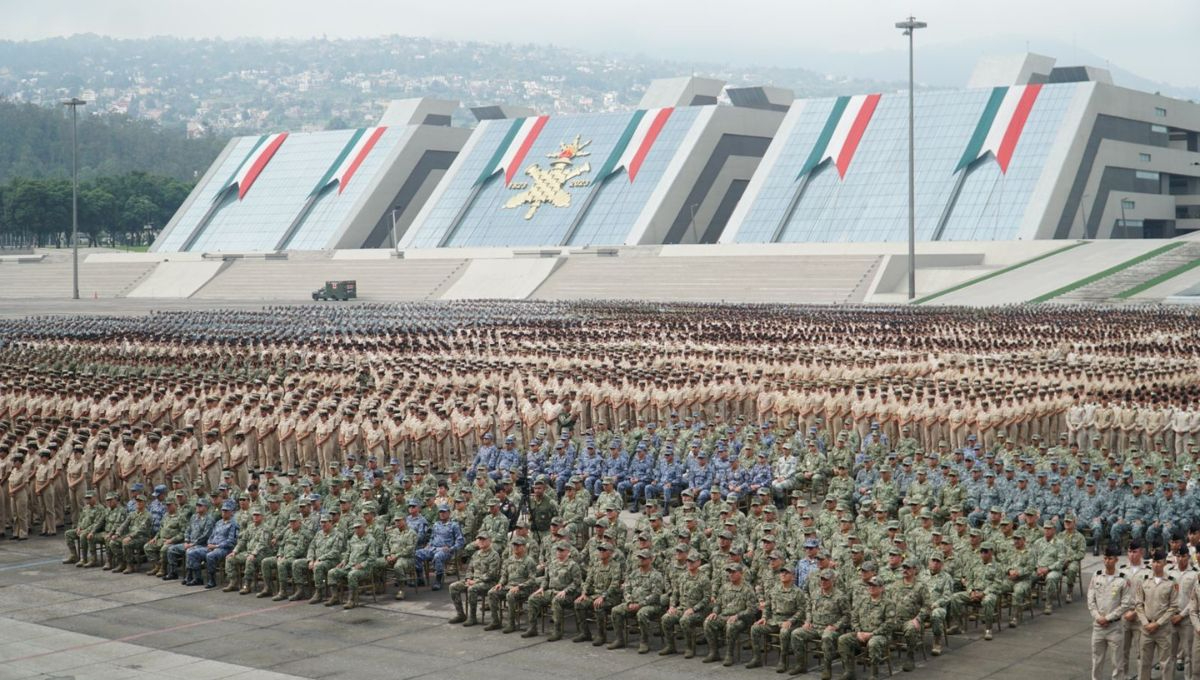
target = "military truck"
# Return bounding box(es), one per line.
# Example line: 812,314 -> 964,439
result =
311,280 -> 357,301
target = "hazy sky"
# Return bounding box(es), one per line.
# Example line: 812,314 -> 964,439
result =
2,0 -> 1197,87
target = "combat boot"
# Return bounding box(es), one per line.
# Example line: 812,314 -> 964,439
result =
122,561 -> 136,575
775,643 -> 789,673
592,616 -> 608,646
722,638 -> 736,666
484,604 -> 502,631
746,646 -> 764,668
394,588 -> 405,601
548,615 -> 564,642
820,656 -> 833,680
983,627 -> 993,641
223,575 -> 240,592
572,615 -> 592,642
324,586 -> 342,607
289,585 -> 307,602
702,633 -> 721,663
931,635 -> 943,656
606,622 -> 627,649
257,582 -> 273,598
240,575 -> 256,595
308,585 -> 325,605
683,632 -> 697,659
83,555 -> 98,568
787,649 -> 807,675
343,588 -> 359,610
659,632 -> 678,656
502,610 -> 517,634
869,662 -> 880,680
63,547 -> 78,564
521,617 -> 539,638
636,622 -> 651,654
76,549 -> 89,567
273,584 -> 288,601
449,599 -> 467,625
902,648 -> 915,671
464,600 -> 480,627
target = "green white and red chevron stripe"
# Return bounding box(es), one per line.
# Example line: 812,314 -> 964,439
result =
475,116 -> 550,186
596,107 -> 675,182
797,94 -> 881,180
309,127 -> 389,196
220,132 -> 288,200
956,84 -> 1043,173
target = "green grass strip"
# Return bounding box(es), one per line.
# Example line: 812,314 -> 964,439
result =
1113,255 -> 1200,299
1028,241 -> 1186,303
912,241 -> 1087,305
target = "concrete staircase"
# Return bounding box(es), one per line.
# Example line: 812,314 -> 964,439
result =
530,255 -> 882,304
0,251 -> 158,299
1054,241 -> 1200,303
190,256 -> 466,301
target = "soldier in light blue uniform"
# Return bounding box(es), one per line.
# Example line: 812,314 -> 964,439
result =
148,485 -> 168,533
687,451 -> 715,508
187,499 -> 238,589
403,498 -> 429,548
524,439 -> 547,484
414,505 -> 464,590
645,447 -> 683,513
575,442 -> 605,497
168,497 -> 215,583
1078,479 -> 1107,555
468,434 -> 498,481
619,442 -> 655,512
794,537 -> 821,588
493,436 -> 523,482
545,440 -> 575,497
602,440 -> 629,491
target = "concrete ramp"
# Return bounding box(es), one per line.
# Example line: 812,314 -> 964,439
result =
440,258 -> 559,300
126,261 -> 225,298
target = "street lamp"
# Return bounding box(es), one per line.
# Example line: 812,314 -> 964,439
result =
62,97 -> 86,299
1120,197 -> 1131,233
896,16 -> 926,301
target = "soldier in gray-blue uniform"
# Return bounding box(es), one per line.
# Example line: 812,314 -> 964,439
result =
414,505 -> 464,590
188,499 -> 238,589
170,497 -> 215,583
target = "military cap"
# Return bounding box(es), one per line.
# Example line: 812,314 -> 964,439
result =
980,542 -> 995,552
596,517 -> 611,528
221,499 -> 237,511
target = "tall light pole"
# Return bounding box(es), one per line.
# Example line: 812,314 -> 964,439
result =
62,97 -> 87,299
1119,197 -> 1130,235
896,16 -> 926,301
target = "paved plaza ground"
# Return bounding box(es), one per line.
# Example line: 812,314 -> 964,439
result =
0,531 -> 1101,680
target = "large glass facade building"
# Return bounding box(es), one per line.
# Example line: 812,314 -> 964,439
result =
151,98 -> 469,252
402,77 -> 787,249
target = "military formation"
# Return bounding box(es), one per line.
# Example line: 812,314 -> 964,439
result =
0,302 -> 1198,679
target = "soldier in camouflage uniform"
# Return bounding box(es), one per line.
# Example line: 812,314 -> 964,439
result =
921,554 -> 959,656
703,562 -> 757,666
327,519 -> 377,609
63,490 -> 100,566
574,543 -> 625,646
749,563 -> 806,671
958,541 -> 1006,640
660,550 -> 711,658
113,494 -> 153,574
144,496 -> 186,577
263,513 -> 310,600
486,535 -> 539,633
524,541 -> 582,640
790,568 -> 849,678
837,576 -> 893,680
224,507 -> 271,593
890,559 -> 929,671
384,513 -> 418,600
449,532 -> 503,626
300,514 -> 344,604
609,549 -> 667,652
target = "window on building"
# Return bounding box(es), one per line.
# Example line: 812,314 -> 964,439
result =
1139,153 -> 1152,162
1151,124 -> 1168,134
1154,107 -> 1167,117
1121,199 -> 1136,210
1135,170 -> 1160,181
